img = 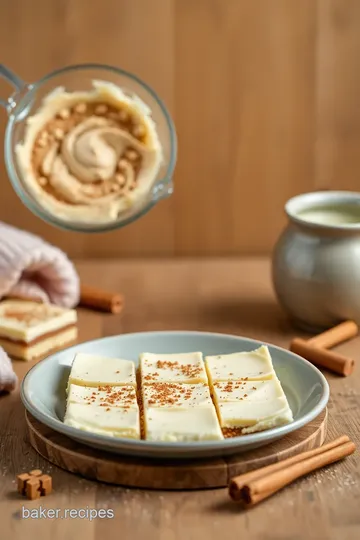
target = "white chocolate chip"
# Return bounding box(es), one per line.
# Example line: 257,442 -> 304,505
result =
118,110 -> 129,122
101,183 -> 112,195
54,128 -> 64,140
58,108 -> 70,119
74,102 -> 87,114
132,124 -> 145,138
111,183 -> 120,193
125,149 -> 139,161
41,143 -> 59,176
37,130 -> 49,146
117,159 -> 128,171
108,112 -> 119,121
95,104 -> 108,115
115,173 -> 126,187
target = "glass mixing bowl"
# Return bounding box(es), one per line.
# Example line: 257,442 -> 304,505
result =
0,63 -> 177,232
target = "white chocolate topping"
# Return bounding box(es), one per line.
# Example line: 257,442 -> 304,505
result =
205,346 -> 275,382
144,407 -> 223,442
212,379 -> 285,403
142,382 -> 212,408
67,383 -> 137,408
69,353 -> 136,387
140,352 -> 208,384
64,402 -> 140,439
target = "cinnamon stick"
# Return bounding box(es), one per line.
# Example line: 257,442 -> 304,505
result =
290,338 -> 354,376
306,320 -> 358,349
229,436 -> 355,506
5,286 -> 124,315
78,285 -> 124,314
229,435 -> 349,498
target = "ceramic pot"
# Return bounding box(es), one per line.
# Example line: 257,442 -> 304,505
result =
272,191 -> 360,332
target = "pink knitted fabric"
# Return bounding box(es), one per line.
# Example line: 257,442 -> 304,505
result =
0,222 -> 80,393
0,349 -> 17,393
0,222 -> 79,308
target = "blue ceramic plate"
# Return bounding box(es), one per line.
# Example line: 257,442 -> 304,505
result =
21,331 -> 329,459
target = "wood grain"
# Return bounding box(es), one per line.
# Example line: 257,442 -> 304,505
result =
1,0 -> 359,257
315,0 -> 360,191
1,258 -> 360,540
26,410 -> 327,490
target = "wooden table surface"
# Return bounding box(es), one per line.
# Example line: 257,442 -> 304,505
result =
1,258 -> 359,540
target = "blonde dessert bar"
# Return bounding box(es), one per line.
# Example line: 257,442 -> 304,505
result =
68,353 -> 136,387
217,398 -> 293,435
64,404 -> 140,439
64,382 -> 140,439
207,346 -> 293,436
143,407 -> 223,442
140,352 -> 208,384
205,346 -> 276,383
140,352 -> 223,441
0,300 -> 77,361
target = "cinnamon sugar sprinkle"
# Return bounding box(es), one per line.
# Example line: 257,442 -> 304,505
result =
213,381 -> 257,398
3,304 -> 61,327
143,359 -> 203,381
144,382 -> 206,406
222,427 -> 243,438
80,385 -> 136,409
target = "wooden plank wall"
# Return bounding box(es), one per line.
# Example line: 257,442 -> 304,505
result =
0,0 -> 359,258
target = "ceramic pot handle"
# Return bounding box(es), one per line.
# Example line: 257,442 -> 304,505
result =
0,64 -> 26,112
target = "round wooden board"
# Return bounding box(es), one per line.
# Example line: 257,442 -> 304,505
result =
26,409 -> 327,490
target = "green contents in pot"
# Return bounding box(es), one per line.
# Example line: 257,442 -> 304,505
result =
297,204 -> 360,225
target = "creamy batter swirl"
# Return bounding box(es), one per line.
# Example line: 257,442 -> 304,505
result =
16,81 -> 163,224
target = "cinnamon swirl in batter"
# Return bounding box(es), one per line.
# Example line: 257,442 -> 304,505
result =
16,81 -> 163,224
